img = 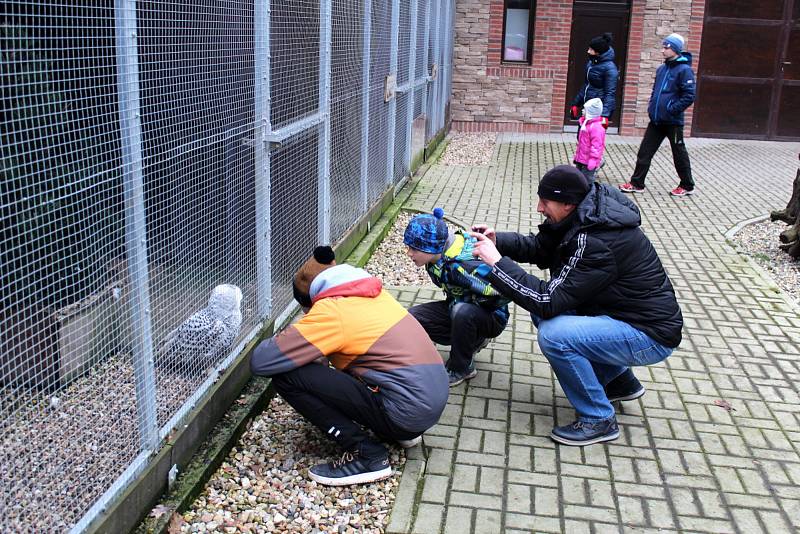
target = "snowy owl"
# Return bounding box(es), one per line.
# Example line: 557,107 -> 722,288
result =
158,284 -> 243,376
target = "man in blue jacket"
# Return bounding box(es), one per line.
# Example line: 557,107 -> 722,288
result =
620,33 -> 696,197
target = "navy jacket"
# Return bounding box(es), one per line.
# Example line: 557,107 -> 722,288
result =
570,48 -> 619,118
648,52 -> 696,125
485,183 -> 683,348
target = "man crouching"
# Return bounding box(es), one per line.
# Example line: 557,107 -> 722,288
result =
250,246 -> 449,486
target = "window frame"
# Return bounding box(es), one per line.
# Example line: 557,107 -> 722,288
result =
501,0 -> 536,64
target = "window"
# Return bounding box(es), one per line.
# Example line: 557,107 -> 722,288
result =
502,0 -> 535,63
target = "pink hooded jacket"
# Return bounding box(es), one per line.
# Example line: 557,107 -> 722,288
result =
573,98 -> 606,170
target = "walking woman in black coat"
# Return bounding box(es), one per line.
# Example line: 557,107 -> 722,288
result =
569,33 -> 619,129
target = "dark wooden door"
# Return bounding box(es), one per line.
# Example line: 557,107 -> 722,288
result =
694,0 -> 800,140
564,0 -> 631,129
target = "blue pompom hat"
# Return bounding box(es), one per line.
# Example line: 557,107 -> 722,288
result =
404,207 -> 448,254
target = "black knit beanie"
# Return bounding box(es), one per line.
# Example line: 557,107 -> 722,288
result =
589,33 -> 613,55
537,165 -> 590,205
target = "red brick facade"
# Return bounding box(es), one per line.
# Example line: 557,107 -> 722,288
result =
451,0 -> 706,137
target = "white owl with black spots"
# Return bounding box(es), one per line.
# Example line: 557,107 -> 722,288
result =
159,284 -> 243,376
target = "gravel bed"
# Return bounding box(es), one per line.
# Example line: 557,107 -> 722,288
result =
363,211 -> 435,287
0,355 -> 199,532
439,132 -> 497,166
731,219 -> 800,305
179,396 -> 403,533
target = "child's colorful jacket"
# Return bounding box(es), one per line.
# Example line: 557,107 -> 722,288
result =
574,116 -> 606,171
250,264 -> 448,433
426,230 -> 511,324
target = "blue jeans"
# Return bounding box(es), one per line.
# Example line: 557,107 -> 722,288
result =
536,314 -> 673,422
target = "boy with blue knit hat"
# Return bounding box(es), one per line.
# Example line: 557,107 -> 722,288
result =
620,32 -> 697,197
404,208 -> 510,386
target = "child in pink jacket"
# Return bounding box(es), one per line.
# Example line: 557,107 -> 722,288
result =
573,97 -> 606,185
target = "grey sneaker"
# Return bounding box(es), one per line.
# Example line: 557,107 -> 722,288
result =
398,435 -> 422,448
550,418 -> 619,446
448,363 -> 477,387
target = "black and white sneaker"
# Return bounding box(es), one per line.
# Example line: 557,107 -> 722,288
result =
309,441 -> 391,486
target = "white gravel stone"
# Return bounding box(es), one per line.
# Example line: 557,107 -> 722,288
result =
181,396 -> 402,533
439,133 -> 497,166
363,211 -> 435,287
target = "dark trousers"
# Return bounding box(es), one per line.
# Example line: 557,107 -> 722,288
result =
408,300 -> 505,373
272,363 -> 418,450
630,121 -> 694,190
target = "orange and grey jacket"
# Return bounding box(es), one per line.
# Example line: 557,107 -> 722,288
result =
250,264 -> 449,433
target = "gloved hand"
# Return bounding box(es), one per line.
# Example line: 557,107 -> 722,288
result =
569,106 -> 580,120
600,117 -> 609,129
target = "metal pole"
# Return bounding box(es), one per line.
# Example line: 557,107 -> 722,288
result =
114,0 -> 158,453
441,0 -> 452,131
318,0 -> 332,243
436,0 -> 446,131
430,0 -> 441,139
421,0 -> 431,124
405,0 -> 419,172
386,0 -> 400,186
360,0 -> 372,212
255,0 -> 272,320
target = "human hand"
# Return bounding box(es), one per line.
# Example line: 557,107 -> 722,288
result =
468,231 -> 502,266
570,106 -> 580,120
470,224 -> 497,244
600,117 -> 609,129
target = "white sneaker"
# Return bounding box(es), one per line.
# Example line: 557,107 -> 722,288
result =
398,435 -> 422,448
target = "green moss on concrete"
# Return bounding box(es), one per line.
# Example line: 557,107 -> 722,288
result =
135,376 -> 274,534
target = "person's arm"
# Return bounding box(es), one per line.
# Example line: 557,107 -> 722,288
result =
601,65 -> 619,118
669,66 -> 696,113
250,300 -> 344,376
486,235 -> 618,318
588,125 -> 606,170
494,231 -> 555,268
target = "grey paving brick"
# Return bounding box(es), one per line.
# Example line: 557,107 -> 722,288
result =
451,463 -> 478,492
443,507 -> 473,534
504,512 -> 561,533
421,474 -> 450,504
412,503 -> 444,534
474,509 -> 503,534
449,491 -> 503,510
426,448 -> 455,476
478,466 -> 505,495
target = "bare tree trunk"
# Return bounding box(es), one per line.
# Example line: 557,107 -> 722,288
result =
771,167 -> 800,224
773,156 -> 800,259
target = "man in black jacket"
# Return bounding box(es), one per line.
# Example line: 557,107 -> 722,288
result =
470,165 -> 683,446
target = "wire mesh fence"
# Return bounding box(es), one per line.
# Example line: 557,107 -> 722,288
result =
0,0 -> 453,531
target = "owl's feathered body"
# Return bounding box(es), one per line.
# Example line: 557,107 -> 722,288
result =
159,284 -> 243,376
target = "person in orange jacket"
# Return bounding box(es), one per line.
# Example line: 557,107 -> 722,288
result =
250,246 -> 448,486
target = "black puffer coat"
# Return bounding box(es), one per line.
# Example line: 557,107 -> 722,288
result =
486,183 -> 683,348
570,48 -> 619,118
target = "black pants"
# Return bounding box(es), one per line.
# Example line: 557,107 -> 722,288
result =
272,363 -> 418,450
630,121 -> 694,190
408,300 -> 505,373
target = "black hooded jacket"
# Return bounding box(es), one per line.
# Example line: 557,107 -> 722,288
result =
486,184 -> 683,348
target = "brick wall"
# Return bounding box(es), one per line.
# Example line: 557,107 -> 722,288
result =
450,0 -> 706,136
451,0 -> 571,133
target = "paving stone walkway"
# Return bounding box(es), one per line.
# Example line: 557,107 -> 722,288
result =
385,134 -> 800,534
